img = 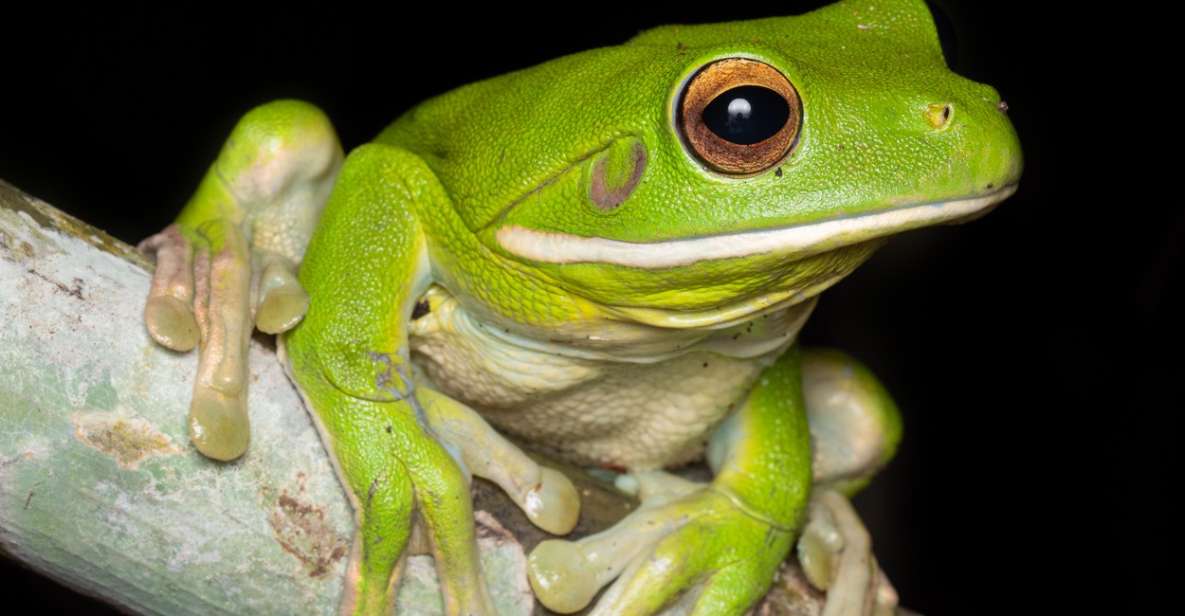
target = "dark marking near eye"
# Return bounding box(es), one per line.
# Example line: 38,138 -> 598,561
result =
589,143 -> 647,211
775,167 -> 783,178
411,299 -> 431,320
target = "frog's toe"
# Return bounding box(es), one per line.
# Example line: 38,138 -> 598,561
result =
616,469 -> 701,503
797,490 -> 899,616
144,295 -> 199,351
187,219 -> 253,461
526,538 -> 603,613
188,385 -> 250,460
797,494 -> 846,591
418,389 -> 580,535
254,253 -> 309,334
140,224 -> 199,351
525,467 -> 580,534
872,566 -> 899,616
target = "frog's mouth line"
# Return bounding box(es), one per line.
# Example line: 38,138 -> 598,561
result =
495,185 -> 1017,269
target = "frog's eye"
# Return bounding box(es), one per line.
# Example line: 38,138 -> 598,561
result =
678,58 -> 801,175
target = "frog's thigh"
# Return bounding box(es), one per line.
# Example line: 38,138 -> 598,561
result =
801,348 -> 902,495
416,389 -> 580,535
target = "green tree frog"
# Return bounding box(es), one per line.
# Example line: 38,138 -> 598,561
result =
138,1 -> 1020,613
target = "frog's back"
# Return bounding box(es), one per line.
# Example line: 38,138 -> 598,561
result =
372,43 -> 674,231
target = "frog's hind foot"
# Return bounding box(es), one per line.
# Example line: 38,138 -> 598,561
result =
528,473 -> 900,616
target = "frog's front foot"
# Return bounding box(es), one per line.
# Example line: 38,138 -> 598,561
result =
138,100 -> 342,461
797,489 -> 898,616
140,221 -> 309,460
529,470 -> 793,615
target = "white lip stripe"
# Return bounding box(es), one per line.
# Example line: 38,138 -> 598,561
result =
496,186 -> 1015,268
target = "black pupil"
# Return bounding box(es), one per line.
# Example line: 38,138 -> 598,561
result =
701,85 -> 789,145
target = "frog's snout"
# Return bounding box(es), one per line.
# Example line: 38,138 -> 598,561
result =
927,81 -> 1024,194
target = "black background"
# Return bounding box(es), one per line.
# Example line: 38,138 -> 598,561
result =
0,2 -> 1165,614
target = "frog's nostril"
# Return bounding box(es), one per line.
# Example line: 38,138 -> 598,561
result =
924,103 -> 954,130
997,100 -> 1010,113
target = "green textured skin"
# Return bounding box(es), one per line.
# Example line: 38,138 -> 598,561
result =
285,146 -> 535,614
160,1 -> 1021,614
656,348 -> 811,613
375,0 -> 1020,314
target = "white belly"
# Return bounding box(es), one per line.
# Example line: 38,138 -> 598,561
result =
408,289 -> 810,469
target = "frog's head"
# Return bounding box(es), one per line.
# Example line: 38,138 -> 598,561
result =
395,0 -> 1021,328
